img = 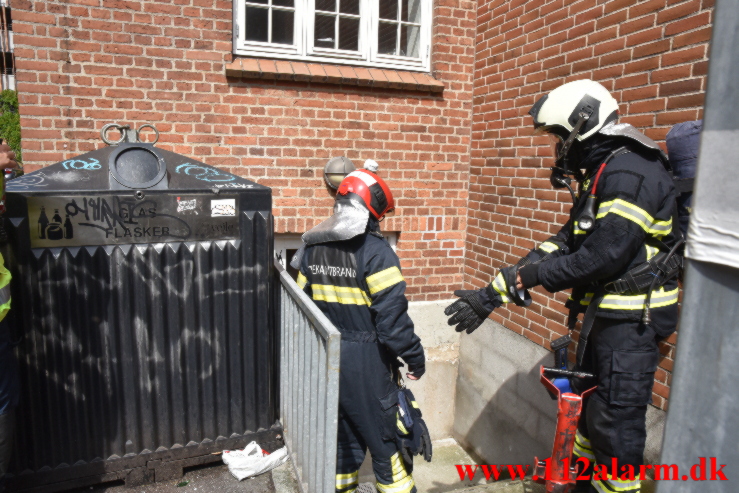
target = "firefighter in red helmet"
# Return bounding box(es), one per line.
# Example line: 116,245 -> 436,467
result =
291,162 -> 430,493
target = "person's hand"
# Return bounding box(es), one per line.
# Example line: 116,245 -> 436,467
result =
516,272 -> 523,290
406,372 -> 420,381
0,144 -> 18,171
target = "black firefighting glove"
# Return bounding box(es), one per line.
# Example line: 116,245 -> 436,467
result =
396,388 -> 432,466
444,285 -> 502,334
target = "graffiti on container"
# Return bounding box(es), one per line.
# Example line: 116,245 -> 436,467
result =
62,157 -> 101,171
6,173 -> 47,190
59,196 -> 192,240
214,183 -> 254,189
175,163 -> 236,183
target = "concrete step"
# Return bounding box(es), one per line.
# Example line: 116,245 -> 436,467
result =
357,478 -> 544,493
452,479 -> 544,492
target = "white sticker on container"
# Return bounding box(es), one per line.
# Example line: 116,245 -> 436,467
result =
177,197 -> 197,213
211,199 -> 236,217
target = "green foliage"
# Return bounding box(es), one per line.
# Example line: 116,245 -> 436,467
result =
0,90 -> 21,164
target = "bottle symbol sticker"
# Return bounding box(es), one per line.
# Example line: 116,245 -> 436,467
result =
38,206 -> 49,239
63,214 -> 74,239
37,206 -> 73,241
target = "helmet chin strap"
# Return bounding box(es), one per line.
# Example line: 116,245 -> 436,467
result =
551,109 -> 595,204
555,111 -> 592,166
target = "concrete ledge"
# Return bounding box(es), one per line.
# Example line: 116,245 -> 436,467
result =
453,319 -> 667,467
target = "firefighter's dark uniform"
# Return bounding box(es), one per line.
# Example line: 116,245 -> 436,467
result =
297,232 -> 424,493
516,141 -> 678,493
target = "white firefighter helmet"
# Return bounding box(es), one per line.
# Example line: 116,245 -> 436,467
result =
529,80 -> 620,141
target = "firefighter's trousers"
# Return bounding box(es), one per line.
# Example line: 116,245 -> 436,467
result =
572,318 -> 660,493
335,338 -> 416,493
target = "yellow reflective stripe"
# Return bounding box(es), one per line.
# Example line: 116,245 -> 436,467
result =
576,429 -> 591,447
366,266 -> 404,295
396,417 -> 409,435
377,473 -> 415,493
591,469 -> 641,493
645,244 -> 660,260
573,430 -> 595,461
491,272 -> 511,303
0,252 -> 10,291
597,198 -> 672,236
599,287 -> 679,310
539,241 -> 560,253
389,452 -> 408,482
580,292 -> 594,306
336,471 -> 359,489
410,400 -> 419,409
312,284 -> 371,306
297,272 -> 308,289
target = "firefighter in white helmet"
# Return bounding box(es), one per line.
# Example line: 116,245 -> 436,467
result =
447,80 -> 681,493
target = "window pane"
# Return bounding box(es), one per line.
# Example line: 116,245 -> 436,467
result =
245,6 -> 269,42
400,24 -> 419,57
378,22 -> 397,55
339,0 -> 359,15
314,14 -> 336,48
338,16 -> 359,51
245,0 -> 268,5
401,0 -> 421,23
379,0 -> 398,20
272,10 -> 294,44
273,0 -> 294,6
316,0 -> 335,12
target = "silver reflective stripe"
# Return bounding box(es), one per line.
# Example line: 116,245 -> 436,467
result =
539,241 -> 560,253
0,284 -> 10,306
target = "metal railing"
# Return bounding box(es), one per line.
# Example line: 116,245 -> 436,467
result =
276,259 -> 341,493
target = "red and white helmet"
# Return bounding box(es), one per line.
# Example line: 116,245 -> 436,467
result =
302,163 -> 395,245
336,169 -> 395,220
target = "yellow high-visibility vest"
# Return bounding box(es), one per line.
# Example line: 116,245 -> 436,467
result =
0,252 -> 11,322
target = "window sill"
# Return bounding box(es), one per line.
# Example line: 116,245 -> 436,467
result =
225,57 -> 444,93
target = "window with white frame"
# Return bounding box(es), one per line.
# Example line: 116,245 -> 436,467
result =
233,0 -> 431,71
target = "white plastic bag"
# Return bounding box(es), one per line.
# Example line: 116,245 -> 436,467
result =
222,441 -> 289,481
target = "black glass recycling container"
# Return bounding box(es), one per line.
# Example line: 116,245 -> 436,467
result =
1,125 -> 280,492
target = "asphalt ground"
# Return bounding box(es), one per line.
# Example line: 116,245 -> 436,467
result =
65,461 -> 292,493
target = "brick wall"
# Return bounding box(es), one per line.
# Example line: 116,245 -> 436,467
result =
467,0 -> 712,410
10,0 -> 476,302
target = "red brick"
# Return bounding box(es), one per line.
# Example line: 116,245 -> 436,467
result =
657,0 -> 702,24
673,26 -> 712,49
659,78 -> 702,96
664,11 -> 711,36
661,45 -> 706,66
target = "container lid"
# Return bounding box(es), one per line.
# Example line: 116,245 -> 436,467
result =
7,124 -> 267,195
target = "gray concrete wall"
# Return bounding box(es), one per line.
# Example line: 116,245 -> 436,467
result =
405,300 -> 461,441
452,319 -> 667,467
